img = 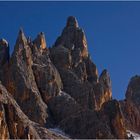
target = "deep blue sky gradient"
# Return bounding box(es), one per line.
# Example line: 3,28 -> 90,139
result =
0,1 -> 140,99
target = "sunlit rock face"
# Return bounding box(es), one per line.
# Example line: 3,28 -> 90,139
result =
94,69 -> 112,110
0,103 -> 9,139
3,29 -> 48,125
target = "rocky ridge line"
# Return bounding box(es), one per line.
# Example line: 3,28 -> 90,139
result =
0,16 -> 139,139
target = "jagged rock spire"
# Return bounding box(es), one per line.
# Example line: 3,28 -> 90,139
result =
99,69 -> 112,90
33,32 -> 47,51
66,16 -> 79,28
55,16 -> 88,58
16,27 -> 27,46
38,32 -> 47,49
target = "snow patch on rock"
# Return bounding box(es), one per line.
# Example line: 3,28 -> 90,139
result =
48,128 -> 69,138
127,130 -> 140,140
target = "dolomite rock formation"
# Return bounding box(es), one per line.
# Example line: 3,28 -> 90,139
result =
50,16 -> 112,110
0,16 -> 139,139
3,29 -> 48,125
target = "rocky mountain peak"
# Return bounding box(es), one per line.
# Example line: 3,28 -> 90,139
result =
0,16 -> 140,139
17,28 -> 27,46
55,16 -> 88,58
66,16 -> 79,28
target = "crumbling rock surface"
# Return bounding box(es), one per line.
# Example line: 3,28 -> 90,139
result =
0,82 -> 67,139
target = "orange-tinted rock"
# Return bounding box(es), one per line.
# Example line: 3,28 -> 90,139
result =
5,29 -> 48,125
0,103 -> 9,139
101,100 -> 127,139
32,33 -> 63,104
94,69 -> 112,110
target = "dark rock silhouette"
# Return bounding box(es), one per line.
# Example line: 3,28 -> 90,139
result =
120,75 -> 140,134
0,38 -> 9,67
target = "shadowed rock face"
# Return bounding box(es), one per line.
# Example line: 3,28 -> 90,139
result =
120,75 -> 140,134
0,82 -> 68,139
0,39 -> 9,67
100,100 -> 127,139
0,16 -> 138,139
0,38 -> 10,83
66,16 -> 79,28
48,91 -> 82,124
55,16 -> 88,58
32,32 -> 63,104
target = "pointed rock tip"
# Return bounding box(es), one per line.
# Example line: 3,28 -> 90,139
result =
19,27 -> 24,35
35,32 -> 47,49
99,69 -> 111,84
0,38 -> 8,47
66,16 -> 79,28
102,69 -> 108,74
18,27 -> 25,38
16,27 -> 27,46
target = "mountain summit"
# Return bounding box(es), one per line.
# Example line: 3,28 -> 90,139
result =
0,16 -> 139,139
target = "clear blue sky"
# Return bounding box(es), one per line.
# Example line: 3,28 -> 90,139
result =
0,1 -> 140,100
